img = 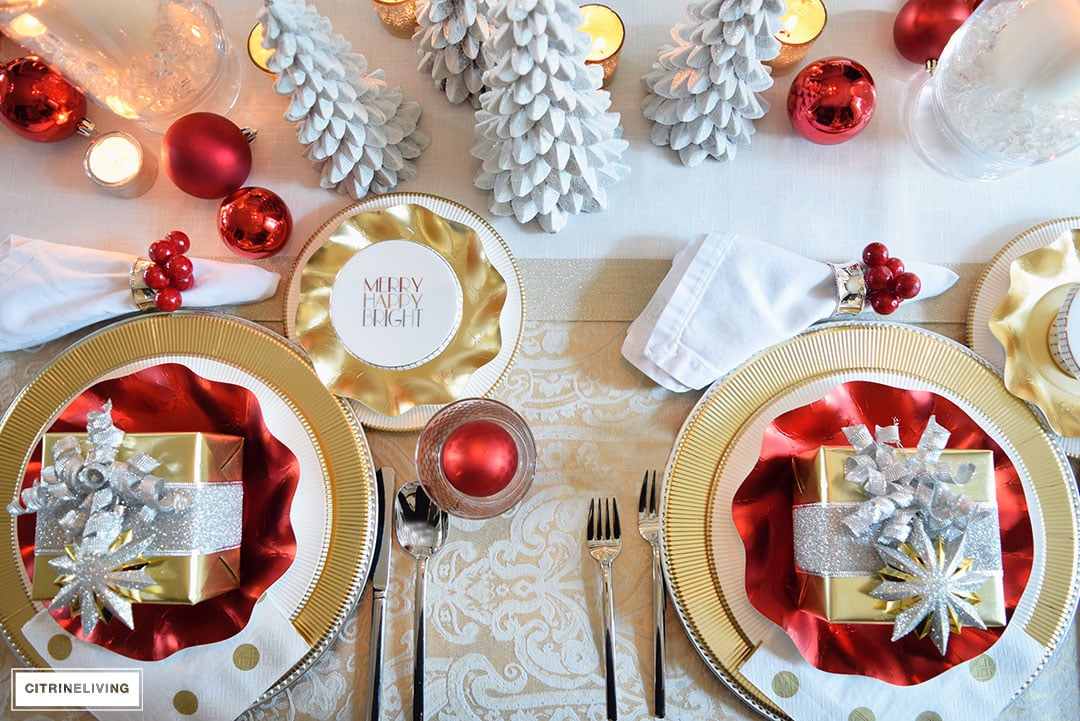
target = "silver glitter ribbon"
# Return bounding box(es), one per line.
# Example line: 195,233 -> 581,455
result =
839,416 -> 987,546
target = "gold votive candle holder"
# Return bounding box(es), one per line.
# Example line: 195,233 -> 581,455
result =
766,0 -> 828,76
579,4 -> 625,88
83,131 -> 157,198
370,0 -> 418,38
247,24 -> 275,75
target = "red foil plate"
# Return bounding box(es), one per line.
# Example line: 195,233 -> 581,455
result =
731,380 -> 1033,686
17,363 -> 300,661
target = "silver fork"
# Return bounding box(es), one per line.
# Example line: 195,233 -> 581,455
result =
587,497 -> 622,721
638,470 -> 665,718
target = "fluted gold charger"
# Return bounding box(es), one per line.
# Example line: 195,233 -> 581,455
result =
286,193 -> 525,431
0,312 -> 377,709
662,321 -> 1080,720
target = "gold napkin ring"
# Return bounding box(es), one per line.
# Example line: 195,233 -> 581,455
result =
129,258 -> 158,310
830,261 -> 866,315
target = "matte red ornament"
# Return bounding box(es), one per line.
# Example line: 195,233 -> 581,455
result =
161,112 -> 253,199
439,420 -> 519,497
787,57 -> 876,145
893,0 -> 971,65
217,186 -> 292,258
0,57 -> 88,142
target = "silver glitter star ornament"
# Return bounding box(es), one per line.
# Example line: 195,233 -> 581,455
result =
870,518 -> 992,654
48,505 -> 155,636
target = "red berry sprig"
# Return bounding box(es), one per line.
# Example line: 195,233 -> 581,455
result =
142,230 -> 194,312
861,242 -> 921,315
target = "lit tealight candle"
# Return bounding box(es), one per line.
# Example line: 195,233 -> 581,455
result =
579,4 -> 625,88
766,0 -> 828,77
370,0 -> 418,38
83,131 -> 157,198
247,24 -> 275,75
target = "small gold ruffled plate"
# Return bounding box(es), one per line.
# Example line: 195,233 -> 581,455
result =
968,218 -> 1080,452
285,193 -> 524,431
663,321 -> 1079,720
988,229 -> 1080,437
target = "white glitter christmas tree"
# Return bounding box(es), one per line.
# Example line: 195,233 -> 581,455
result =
415,0 -> 492,107
641,0 -> 785,166
471,0 -> 630,234
257,0 -> 431,198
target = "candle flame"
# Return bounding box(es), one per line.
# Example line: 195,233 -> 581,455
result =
8,13 -> 46,39
780,14 -> 799,38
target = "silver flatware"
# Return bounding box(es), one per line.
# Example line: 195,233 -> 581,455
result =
394,481 -> 449,721
364,467 -> 395,721
638,470 -> 666,718
587,496 -> 622,721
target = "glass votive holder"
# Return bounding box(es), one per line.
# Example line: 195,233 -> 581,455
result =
83,131 -> 158,199
247,24 -> 275,76
415,398 -> 536,520
370,0 -> 419,38
765,0 -> 828,77
579,4 -> 625,88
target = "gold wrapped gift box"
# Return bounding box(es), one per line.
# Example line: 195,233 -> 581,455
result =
32,432 -> 244,605
792,446 -> 1006,626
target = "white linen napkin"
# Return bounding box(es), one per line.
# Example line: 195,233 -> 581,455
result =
0,235 -> 281,352
623,232 -> 959,392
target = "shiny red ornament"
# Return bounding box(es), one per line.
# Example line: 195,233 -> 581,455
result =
0,57 -> 87,142
893,0 -> 971,65
439,420 -> 519,497
161,112 -> 252,199
787,57 -> 877,145
217,186 -> 292,258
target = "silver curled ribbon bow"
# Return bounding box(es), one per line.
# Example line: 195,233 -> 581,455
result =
8,400 -> 183,541
6,400 -> 189,633
839,416 -> 988,547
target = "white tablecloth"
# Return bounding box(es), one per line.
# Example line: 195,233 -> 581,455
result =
0,1 -> 1076,267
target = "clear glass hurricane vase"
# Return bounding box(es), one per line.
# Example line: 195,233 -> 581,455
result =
906,0 -> 1080,180
0,0 -> 242,133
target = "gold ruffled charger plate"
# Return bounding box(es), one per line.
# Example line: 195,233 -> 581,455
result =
285,192 -> 525,431
968,217 -> 1080,454
662,321 -> 1080,721
0,312 -> 378,717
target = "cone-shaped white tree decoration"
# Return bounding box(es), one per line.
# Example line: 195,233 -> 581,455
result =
642,0 -> 785,166
472,0 -> 630,234
257,0 -> 431,198
415,0 -> 492,107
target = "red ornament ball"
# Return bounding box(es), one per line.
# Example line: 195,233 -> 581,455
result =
439,420 -> 520,498
893,0 -> 971,65
0,57 -> 87,142
787,57 -> 877,145
217,186 -> 292,258
162,112 -> 252,199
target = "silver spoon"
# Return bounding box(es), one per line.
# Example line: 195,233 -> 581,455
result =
394,481 -> 449,721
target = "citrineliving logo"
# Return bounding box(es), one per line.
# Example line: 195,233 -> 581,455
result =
11,669 -> 142,710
